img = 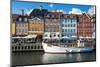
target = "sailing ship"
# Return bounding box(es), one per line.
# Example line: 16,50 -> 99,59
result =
42,38 -> 94,53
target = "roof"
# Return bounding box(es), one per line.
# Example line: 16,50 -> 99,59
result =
29,9 -> 48,18
63,14 -> 78,18
77,13 -> 91,19
16,15 -> 29,23
45,12 -> 63,19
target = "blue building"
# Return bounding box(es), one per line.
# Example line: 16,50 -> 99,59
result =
61,14 -> 78,37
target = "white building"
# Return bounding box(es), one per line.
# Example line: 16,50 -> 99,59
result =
61,14 -> 77,37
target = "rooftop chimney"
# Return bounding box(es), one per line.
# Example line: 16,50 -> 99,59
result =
20,9 -> 24,16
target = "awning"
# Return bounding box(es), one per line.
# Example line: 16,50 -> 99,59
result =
24,35 -> 37,38
12,35 -> 37,39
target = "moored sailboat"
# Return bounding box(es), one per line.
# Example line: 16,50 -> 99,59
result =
42,39 -> 94,54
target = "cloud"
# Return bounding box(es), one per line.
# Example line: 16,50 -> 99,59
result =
69,8 -> 83,14
52,9 -> 66,13
88,7 -> 95,16
49,4 -> 53,8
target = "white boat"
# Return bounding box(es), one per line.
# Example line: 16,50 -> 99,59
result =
42,40 -> 94,54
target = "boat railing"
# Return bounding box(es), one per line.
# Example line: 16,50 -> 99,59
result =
45,42 -> 94,47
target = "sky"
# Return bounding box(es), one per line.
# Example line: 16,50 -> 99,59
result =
12,0 -> 95,15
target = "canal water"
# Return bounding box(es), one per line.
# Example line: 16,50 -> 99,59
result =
12,51 -> 96,66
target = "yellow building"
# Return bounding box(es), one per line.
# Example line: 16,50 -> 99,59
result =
29,17 -> 44,35
11,19 -> 15,36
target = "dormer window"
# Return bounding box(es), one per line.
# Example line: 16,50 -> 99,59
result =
47,14 -> 50,17
24,18 -> 27,22
19,17 -> 22,21
52,14 -> 54,18
47,14 -> 52,17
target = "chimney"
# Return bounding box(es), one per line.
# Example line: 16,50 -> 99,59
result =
20,9 -> 24,16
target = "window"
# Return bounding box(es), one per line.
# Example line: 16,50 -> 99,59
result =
65,29 -> 67,32
54,19 -> 57,22
74,29 -> 75,32
17,29 -> 19,33
52,15 -> 54,18
68,24 -> 70,27
24,18 -> 27,22
70,19 -> 73,23
19,17 -> 22,21
74,24 -> 76,27
23,29 -> 25,33
65,24 -> 67,27
64,19 -> 66,22
47,14 -> 50,17
71,29 -> 72,32
32,28 -> 34,31
71,24 -> 72,27
68,29 -> 70,32
79,18 -> 82,22
62,29 -> 64,32
62,24 -> 64,27
68,19 -> 70,22
72,19 -> 75,22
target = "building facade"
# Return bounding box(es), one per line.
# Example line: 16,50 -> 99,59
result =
29,17 -> 44,35
77,13 -> 95,37
12,18 -> 16,36
62,14 -> 78,37
12,14 -> 19,36
43,12 -> 63,39
15,15 -> 29,36
29,8 -> 48,18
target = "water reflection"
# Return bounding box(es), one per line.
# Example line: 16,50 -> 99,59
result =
12,51 -> 96,66
42,52 -> 95,64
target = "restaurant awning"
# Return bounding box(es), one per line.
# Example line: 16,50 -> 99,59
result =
12,35 -> 37,39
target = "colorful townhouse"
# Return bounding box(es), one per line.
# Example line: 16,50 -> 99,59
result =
12,14 -> 19,36
28,8 -> 48,36
62,14 -> 78,37
12,18 -> 16,36
15,15 -> 29,36
77,13 -> 95,38
28,17 -> 44,35
43,11 -> 63,39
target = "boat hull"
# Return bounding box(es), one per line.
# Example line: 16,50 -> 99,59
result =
42,43 -> 94,54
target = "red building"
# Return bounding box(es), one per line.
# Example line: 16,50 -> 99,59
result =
77,13 -> 95,37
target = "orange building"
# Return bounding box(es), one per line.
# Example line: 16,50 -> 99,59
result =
29,17 -> 44,35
